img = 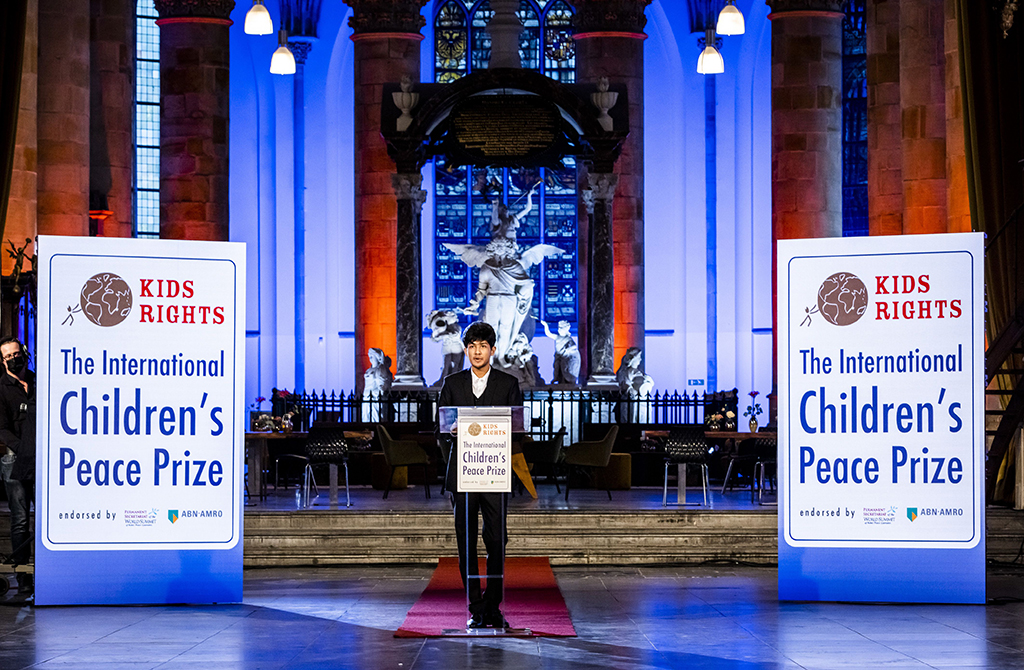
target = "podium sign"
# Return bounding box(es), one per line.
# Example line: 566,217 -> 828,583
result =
35,236 -> 245,605
778,232 -> 984,603
456,408 -> 512,493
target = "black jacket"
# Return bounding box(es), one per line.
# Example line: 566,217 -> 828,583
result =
0,369 -> 35,481
438,367 -> 524,493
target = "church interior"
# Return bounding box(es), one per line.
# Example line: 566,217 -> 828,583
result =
1,0 -> 1024,666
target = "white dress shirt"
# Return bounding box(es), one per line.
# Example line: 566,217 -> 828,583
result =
471,367 -> 491,398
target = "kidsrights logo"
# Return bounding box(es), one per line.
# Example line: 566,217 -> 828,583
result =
801,272 -> 869,328
79,272 -> 133,327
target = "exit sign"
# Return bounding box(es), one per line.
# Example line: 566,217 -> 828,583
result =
688,379 -> 705,386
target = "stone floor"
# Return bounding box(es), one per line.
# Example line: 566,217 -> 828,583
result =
3,563 -> 1024,669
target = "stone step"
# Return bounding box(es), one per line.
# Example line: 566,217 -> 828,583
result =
3,509 -> 1021,566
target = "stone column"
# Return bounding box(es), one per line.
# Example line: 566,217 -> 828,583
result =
488,0 -> 521,68
572,0 -> 650,374
899,0 -> 946,234
345,0 -> 425,390
90,0 -> 134,238
282,0 -> 323,392
4,0 -> 38,275
767,0 -> 844,406
154,0 -> 233,241
291,40 -> 312,393
583,173 -> 618,387
866,0 -> 902,235
392,173 -> 427,389
943,0 -> 970,234
37,0 -> 90,237
768,0 -> 844,241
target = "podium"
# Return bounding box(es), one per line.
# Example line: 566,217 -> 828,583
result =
440,406 -> 532,636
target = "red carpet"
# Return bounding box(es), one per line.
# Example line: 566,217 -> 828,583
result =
395,557 -> 576,637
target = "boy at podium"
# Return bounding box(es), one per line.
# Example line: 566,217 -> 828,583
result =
439,322 -> 524,628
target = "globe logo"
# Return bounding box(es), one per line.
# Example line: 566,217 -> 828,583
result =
816,272 -> 868,326
468,422 -> 482,436
80,273 -> 133,327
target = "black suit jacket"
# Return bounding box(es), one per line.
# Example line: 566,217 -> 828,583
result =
0,370 -> 35,481
438,367 -> 524,493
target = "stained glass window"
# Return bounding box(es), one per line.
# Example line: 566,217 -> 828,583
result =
432,0 -> 579,324
435,1 -> 468,83
842,0 -> 868,237
135,0 -> 160,238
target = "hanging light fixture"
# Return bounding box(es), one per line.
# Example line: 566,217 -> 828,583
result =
270,30 -> 296,75
716,0 -> 745,36
697,28 -> 724,75
244,0 -> 274,35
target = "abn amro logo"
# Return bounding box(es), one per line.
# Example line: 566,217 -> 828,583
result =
907,507 -> 918,522
168,510 -> 179,524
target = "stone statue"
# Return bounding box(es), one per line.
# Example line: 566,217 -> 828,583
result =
426,308 -> 464,386
505,332 -> 544,388
490,184 -> 536,240
616,347 -> 654,398
540,320 -> 581,385
616,347 -> 654,423
444,223 -> 563,366
362,347 -> 393,422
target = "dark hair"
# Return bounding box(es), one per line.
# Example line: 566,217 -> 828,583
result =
0,337 -> 25,355
462,322 -> 496,348
0,337 -> 28,366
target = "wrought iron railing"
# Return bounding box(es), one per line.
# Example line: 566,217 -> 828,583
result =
292,388 -> 738,447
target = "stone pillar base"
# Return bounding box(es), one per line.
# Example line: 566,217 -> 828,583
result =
586,374 -> 618,390
392,375 -> 426,390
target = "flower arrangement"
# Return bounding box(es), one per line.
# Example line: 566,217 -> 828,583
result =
251,410 -> 295,433
250,396 -> 267,411
744,391 -> 762,419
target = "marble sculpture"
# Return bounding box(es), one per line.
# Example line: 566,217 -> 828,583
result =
426,308 -> 465,385
444,188 -> 564,372
540,319 -> 581,385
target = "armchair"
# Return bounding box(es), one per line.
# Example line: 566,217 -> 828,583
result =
562,425 -> 618,502
378,424 -> 432,499
521,426 -> 567,492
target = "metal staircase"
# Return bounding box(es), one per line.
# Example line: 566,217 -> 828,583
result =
984,206 -> 1024,505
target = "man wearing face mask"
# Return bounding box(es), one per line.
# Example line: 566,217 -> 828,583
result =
0,337 -> 34,597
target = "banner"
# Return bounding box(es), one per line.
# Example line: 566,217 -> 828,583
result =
456,408 -> 512,493
36,236 -> 245,605
778,232 -> 984,603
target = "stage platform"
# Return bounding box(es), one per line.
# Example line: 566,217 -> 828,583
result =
238,483 -> 1024,568
4,483 -> 1023,567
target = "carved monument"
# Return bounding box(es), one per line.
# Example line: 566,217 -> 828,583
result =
444,195 -> 563,375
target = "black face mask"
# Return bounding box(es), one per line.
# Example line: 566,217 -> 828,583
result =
5,354 -> 26,376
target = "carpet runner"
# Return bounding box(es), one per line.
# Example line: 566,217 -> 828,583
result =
395,556 -> 576,637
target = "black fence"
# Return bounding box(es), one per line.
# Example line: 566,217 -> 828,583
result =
289,388 -> 739,447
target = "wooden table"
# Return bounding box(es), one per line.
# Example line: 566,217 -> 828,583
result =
245,431 -> 307,502
643,430 -> 775,441
641,430 -> 778,500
